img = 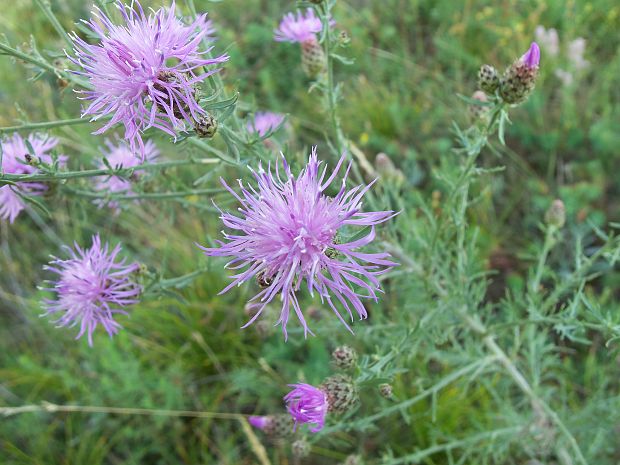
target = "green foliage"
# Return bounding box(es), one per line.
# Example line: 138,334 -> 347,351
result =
1,0 -> 619,464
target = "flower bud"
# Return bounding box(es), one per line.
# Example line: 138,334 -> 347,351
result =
468,90 -> 490,121
342,455 -> 363,465
320,374 -> 359,414
375,153 -> 405,186
249,414 -> 294,439
292,438 -> 311,459
545,199 -> 566,228
331,345 -> 358,370
478,64 -> 500,94
500,42 -> 540,104
194,114 -> 217,138
379,383 -> 393,399
301,38 -> 326,78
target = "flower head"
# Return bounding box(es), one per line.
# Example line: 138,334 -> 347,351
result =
520,42 -> 541,69
93,138 -> 159,211
274,9 -> 324,44
42,234 -> 141,346
69,1 -> 228,154
198,147 -> 397,338
0,133 -> 61,223
247,112 -> 285,137
284,383 -> 328,432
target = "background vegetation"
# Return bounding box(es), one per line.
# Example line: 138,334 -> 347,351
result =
1,0 -> 619,464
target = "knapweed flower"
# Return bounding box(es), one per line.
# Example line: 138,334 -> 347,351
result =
500,42 -> 541,104
0,133 -> 62,223
284,383 -> 328,432
93,138 -> 159,211
274,9 -> 333,77
198,147 -> 397,338
42,234 -> 141,346
69,1 -> 228,153
247,112 -> 285,138
248,414 -> 294,439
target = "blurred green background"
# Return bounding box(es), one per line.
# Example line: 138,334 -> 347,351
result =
1,0 -> 619,464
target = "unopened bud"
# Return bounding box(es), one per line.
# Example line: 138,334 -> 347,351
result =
301,38 -> 326,78
194,114 -> 217,138
379,383 -> 393,399
545,199 -> 566,228
331,345 -> 358,370
500,42 -> 540,104
478,64 -> 500,94
342,455 -> 363,465
320,374 -> 359,414
338,30 -> 351,47
249,414 -> 294,439
292,438 -> 311,459
469,90 -> 490,121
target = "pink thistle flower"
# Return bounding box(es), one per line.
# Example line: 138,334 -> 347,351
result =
68,1 -> 228,154
248,416 -> 271,430
93,138 -> 160,211
274,9 -> 325,44
520,42 -> 541,69
284,383 -> 328,433
42,234 -> 141,346
198,147 -> 397,339
246,112 -> 285,138
0,133 -> 62,223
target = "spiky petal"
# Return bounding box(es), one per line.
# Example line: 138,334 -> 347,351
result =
198,147 -> 397,339
42,235 -> 141,346
0,133 -> 62,223
68,1 -> 228,154
284,383 -> 328,433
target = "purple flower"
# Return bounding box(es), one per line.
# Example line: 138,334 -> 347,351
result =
93,138 -> 160,211
198,147 -> 397,339
247,112 -> 285,137
42,234 -> 141,346
0,133 -> 61,223
274,9 -> 324,44
68,1 -> 228,154
284,383 -> 328,432
520,42 -> 541,69
248,416 -> 270,430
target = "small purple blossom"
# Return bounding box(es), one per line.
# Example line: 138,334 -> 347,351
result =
521,42 -> 541,69
247,112 -> 285,137
93,138 -> 160,211
274,9 -> 327,44
248,416 -> 270,430
42,234 -> 141,346
284,383 -> 328,432
0,133 -> 62,223
198,147 -> 397,338
69,1 -> 228,154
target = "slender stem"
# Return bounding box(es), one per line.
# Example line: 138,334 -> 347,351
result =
458,308 -> 589,465
530,225 -> 557,294
65,187 -> 223,201
33,0 -> 74,49
0,117 -> 91,134
0,402 -> 242,421
0,158 -> 219,184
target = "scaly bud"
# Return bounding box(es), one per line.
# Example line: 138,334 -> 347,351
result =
301,38 -> 326,78
379,383 -> 393,399
478,64 -> 500,94
331,345 -> 358,370
194,114 -> 217,138
500,42 -> 541,104
545,199 -> 566,228
468,90 -> 490,122
248,414 -> 294,439
292,438 -> 311,459
320,374 -> 359,414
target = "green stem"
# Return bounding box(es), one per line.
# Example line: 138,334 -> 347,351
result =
458,308 -> 589,465
530,225 -> 557,294
33,0 -> 74,50
0,158 -> 219,184
65,187 -> 223,201
0,117 -> 90,134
